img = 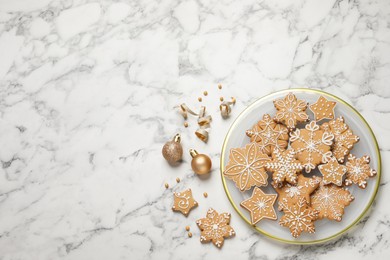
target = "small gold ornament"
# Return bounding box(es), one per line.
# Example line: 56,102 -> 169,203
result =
190,149 -> 212,175
162,134 -> 183,164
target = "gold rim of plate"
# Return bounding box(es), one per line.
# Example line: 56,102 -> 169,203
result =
220,88 -> 382,245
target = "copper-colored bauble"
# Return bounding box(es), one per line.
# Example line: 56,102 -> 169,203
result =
162,134 -> 183,164
190,149 -> 212,175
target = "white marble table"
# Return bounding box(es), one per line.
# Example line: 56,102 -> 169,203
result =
0,0 -> 389,259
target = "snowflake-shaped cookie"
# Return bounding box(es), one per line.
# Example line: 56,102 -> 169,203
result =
223,143 -> 270,191
318,157 -> 347,186
265,148 -> 303,187
321,116 -> 359,163
274,174 -> 321,211
311,183 -> 354,221
273,92 -> 309,131
345,154 -> 377,189
196,208 -> 236,248
290,121 -> 334,172
279,197 -> 319,238
246,114 -> 289,155
240,187 -> 277,225
172,189 -> 198,216
309,95 -> 336,121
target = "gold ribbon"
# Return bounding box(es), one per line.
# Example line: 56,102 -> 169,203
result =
220,97 -> 236,118
178,103 -> 212,142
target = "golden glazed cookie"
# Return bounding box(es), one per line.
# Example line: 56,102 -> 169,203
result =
274,174 -> 321,211
172,189 -> 198,216
223,143 -> 270,191
273,92 -> 309,131
309,95 -> 337,121
311,182 -> 354,222
321,116 -> 359,163
246,114 -> 289,155
240,187 -> 277,225
279,197 -> 319,238
290,121 -> 334,173
196,208 -> 235,248
345,154 -> 377,189
318,157 -> 347,186
265,147 -> 303,187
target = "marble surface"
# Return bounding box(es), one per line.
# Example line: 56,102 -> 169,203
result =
0,0 -> 389,259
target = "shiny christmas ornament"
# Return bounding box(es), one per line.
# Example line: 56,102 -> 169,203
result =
190,149 -> 212,175
162,134 -> 183,164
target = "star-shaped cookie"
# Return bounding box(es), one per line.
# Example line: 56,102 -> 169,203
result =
274,174 -> 321,211
345,154 -> 377,189
273,92 -> 309,131
223,143 -> 270,191
279,197 -> 319,238
309,95 -> 336,121
318,157 -> 347,186
196,208 -> 235,248
265,147 -> 303,187
172,189 -> 198,216
240,187 -> 277,225
311,182 -> 354,221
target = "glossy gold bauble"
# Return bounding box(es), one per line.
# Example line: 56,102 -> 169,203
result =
190,149 -> 212,175
162,134 -> 183,164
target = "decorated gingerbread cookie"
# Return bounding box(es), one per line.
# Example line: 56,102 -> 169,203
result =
240,187 -> 277,225
265,147 -> 303,187
274,174 -> 321,211
311,182 -> 354,222
279,197 -> 319,238
321,116 -> 359,163
223,143 -> 270,191
290,121 -> 334,172
309,95 -> 337,121
196,208 -> 235,248
273,92 -> 309,131
172,189 -> 198,216
318,157 -> 347,186
345,154 -> 377,189
246,114 -> 289,155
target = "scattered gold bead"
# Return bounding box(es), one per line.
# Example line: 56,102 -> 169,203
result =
188,232 -> 192,238
164,183 -> 169,189
176,177 -> 180,183
203,192 -> 208,198
203,91 -> 208,96
231,97 -> 236,104
185,226 -> 190,231
220,97 -> 224,102
184,122 -> 189,127
218,84 -> 222,89
198,97 -> 202,102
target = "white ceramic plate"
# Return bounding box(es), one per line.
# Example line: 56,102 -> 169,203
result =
220,89 -> 381,244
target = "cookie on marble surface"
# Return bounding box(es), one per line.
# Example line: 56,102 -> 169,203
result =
274,174 -> 321,211
240,187 -> 277,225
318,157 -> 347,186
196,208 -> 235,248
223,143 -> 270,191
290,121 -> 334,173
279,197 -> 319,238
309,95 -> 336,121
265,147 -> 303,187
321,116 -> 359,163
172,189 -> 198,216
273,92 -> 309,131
311,182 -> 354,222
246,114 -> 289,155
345,154 -> 377,189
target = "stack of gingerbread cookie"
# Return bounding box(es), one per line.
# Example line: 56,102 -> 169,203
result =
223,92 -> 377,238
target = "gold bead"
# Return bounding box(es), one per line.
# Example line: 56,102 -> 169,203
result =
165,183 -> 169,189
203,192 -> 208,198
162,134 -> 183,164
184,122 -> 189,127
185,226 -> 190,231
198,97 -> 202,102
203,91 -> 208,96
220,97 -> 224,102
218,84 -> 222,89
176,177 -> 180,183
189,149 -> 212,175
188,232 -> 192,238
